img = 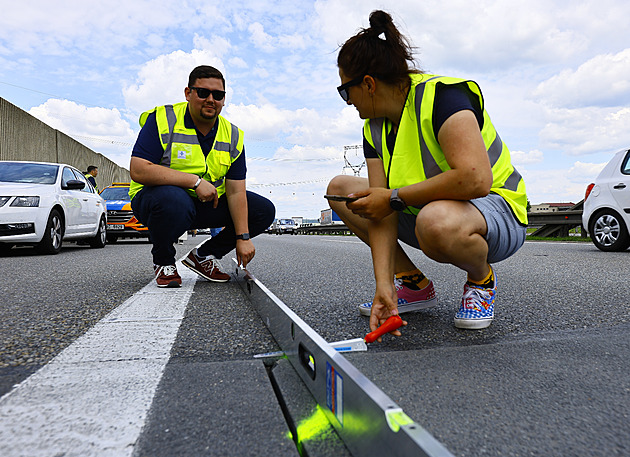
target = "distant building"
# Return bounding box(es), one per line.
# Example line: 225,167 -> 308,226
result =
530,203 -> 576,213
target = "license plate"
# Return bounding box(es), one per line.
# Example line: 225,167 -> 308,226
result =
110,224 -> 125,230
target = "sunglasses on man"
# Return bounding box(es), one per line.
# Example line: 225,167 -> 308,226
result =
189,86 -> 226,101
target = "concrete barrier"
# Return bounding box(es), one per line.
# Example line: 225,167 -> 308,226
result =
0,97 -> 130,188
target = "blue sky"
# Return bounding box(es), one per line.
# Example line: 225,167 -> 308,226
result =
2,0 -> 630,219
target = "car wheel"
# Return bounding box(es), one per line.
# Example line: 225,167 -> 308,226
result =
90,216 -> 107,248
37,209 -> 64,254
588,209 -> 630,252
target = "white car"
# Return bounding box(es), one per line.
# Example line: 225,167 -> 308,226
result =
0,161 -> 107,254
582,148 -> 630,251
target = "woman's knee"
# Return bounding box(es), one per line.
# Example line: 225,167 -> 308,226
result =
327,175 -> 367,195
415,202 -> 461,247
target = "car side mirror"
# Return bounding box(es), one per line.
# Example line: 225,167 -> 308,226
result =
63,180 -> 86,190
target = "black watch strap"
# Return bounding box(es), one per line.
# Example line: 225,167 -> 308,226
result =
236,232 -> 250,240
389,188 -> 407,212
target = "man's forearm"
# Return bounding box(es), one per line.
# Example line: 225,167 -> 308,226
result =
226,190 -> 249,236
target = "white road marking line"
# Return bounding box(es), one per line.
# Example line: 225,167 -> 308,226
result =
0,260 -> 197,457
321,238 -> 363,244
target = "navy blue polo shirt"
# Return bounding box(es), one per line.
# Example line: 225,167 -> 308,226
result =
363,83 -> 484,159
132,106 -> 247,180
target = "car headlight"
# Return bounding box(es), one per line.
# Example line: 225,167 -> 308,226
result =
10,196 -> 40,207
0,197 -> 10,208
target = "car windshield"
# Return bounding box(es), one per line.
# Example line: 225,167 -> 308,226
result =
0,162 -> 58,184
279,219 -> 294,225
100,187 -> 130,201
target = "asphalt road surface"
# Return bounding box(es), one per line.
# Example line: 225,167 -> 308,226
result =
0,234 -> 628,456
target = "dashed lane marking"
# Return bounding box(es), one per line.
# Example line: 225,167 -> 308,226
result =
0,261 -> 197,457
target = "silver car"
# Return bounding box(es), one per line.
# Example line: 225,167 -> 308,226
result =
0,161 -> 107,254
582,148 -> 630,251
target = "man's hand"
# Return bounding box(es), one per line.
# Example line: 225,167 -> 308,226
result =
236,239 -> 255,268
369,284 -> 407,342
195,180 -> 219,207
347,187 -> 393,221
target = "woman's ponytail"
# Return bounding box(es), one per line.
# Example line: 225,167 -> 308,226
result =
338,10 -> 419,87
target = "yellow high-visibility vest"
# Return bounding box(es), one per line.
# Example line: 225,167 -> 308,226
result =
129,102 -> 244,200
84,173 -> 98,192
363,73 -> 527,225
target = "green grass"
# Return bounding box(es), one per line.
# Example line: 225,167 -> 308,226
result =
526,235 -> 591,242
525,227 -> 592,242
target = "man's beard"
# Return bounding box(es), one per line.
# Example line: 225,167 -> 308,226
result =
200,106 -> 218,121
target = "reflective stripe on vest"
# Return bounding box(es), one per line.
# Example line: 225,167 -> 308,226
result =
129,102 -> 244,200
363,74 -> 528,225
84,173 -> 98,191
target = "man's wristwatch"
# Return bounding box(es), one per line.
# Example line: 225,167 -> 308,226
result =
192,176 -> 202,190
389,188 -> 407,211
236,232 -> 250,240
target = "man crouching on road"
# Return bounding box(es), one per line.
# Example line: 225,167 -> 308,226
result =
129,65 -> 275,288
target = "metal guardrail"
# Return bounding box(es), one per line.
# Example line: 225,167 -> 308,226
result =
297,202 -> 587,238
527,210 -> 584,237
296,224 -> 352,235
527,200 -> 586,237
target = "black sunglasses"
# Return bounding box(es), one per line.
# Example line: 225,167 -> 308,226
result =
189,86 -> 226,101
337,76 -> 364,102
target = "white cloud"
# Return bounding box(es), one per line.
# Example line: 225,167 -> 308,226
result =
520,168 -> 580,205
29,99 -> 132,137
122,49 -> 227,118
539,106 -> 630,156
533,49 -> 630,108
225,103 -> 362,149
246,146 -> 350,219
521,157 -> 611,204
5,0 -> 630,217
567,161 -> 607,183
193,35 -> 233,60
248,23 -> 275,53
28,99 -> 136,168
0,1 -> 184,57
314,0 -> 595,71
228,57 -> 248,69
277,33 -> 309,50
225,103 -> 296,141
511,149 -> 544,165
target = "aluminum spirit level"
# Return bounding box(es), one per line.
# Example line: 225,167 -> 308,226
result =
232,260 -> 453,457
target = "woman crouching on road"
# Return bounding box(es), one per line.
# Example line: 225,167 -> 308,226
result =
327,10 -> 528,335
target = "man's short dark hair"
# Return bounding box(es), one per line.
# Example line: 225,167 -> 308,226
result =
188,65 -> 225,89
87,166 -> 98,173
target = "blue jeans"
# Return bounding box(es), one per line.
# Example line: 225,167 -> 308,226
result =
131,185 -> 275,266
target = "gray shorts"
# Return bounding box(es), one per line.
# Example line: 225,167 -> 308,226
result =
397,193 -> 526,264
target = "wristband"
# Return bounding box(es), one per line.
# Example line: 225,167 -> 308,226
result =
192,176 -> 202,190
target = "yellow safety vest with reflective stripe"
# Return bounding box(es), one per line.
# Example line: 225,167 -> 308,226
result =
363,73 -> 528,225
129,102 -> 244,200
84,173 -> 98,192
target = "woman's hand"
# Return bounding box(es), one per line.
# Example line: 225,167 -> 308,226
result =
347,187 -> 393,221
368,284 -> 407,342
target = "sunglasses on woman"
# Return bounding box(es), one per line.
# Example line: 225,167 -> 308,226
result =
189,86 -> 226,101
337,76 -> 364,102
